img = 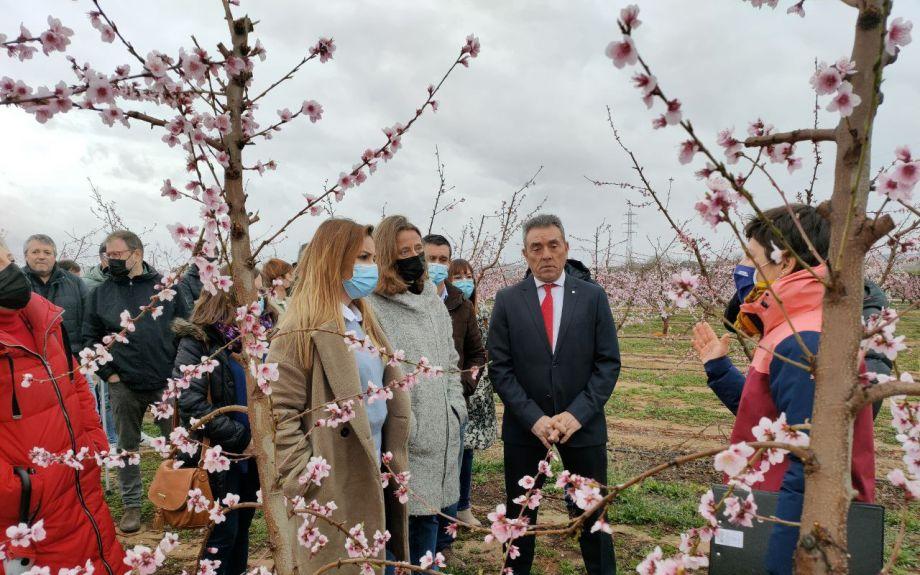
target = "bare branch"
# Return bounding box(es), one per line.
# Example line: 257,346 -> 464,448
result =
744,129 -> 836,148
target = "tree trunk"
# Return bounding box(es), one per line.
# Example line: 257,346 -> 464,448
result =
223,16 -> 298,575
794,2 -> 888,573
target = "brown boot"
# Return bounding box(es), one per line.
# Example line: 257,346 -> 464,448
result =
119,507 -> 141,533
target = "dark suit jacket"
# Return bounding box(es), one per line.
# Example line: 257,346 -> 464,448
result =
487,274 -> 621,447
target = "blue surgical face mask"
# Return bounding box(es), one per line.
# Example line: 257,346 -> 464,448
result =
453,278 -> 475,299
733,264 -> 756,301
428,263 -> 448,286
343,264 -> 379,300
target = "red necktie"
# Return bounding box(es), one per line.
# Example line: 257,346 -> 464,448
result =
541,283 -> 554,349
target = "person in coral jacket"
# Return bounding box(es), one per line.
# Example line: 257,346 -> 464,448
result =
692,205 -> 875,575
0,238 -> 126,575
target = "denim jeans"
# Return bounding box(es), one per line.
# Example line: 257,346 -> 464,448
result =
458,448 -> 474,511
206,462 -> 260,575
89,377 -> 118,445
408,515 -> 440,566
436,503 -> 458,553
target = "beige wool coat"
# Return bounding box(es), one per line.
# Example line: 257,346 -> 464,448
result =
269,319 -> 411,574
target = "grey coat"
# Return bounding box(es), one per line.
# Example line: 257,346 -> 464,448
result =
370,281 -> 468,516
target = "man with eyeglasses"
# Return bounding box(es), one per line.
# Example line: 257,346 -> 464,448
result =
82,230 -> 190,534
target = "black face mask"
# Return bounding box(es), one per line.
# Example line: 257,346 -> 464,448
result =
395,255 -> 426,284
108,258 -> 130,278
0,264 -> 33,310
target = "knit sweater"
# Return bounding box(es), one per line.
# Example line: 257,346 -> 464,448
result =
369,281 -> 468,515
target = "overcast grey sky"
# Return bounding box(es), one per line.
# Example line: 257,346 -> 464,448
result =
2,0 -> 918,267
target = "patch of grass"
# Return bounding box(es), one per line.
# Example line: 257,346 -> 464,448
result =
639,404 -> 729,426
608,475 -> 704,531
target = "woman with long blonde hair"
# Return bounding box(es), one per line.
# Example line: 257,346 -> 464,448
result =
268,218 -> 411,574
368,215 -> 467,566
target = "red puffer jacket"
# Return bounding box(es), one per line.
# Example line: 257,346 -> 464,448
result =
0,295 -> 126,574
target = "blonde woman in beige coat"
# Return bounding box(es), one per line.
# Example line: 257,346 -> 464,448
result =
268,218 -> 411,574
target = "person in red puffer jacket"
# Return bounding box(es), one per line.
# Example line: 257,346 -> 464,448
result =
692,205 -> 875,575
0,240 -> 126,574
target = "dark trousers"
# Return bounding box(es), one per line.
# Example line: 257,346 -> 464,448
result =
504,442 -> 615,575
408,515 -> 440,567
207,462 -> 260,575
458,448 -> 474,511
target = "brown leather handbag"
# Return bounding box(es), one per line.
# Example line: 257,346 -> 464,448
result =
147,399 -> 214,529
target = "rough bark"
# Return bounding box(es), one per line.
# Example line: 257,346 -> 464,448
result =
794,2 -> 889,573
223,15 -> 298,575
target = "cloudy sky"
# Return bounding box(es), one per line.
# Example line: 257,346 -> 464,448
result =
2,0 -> 918,268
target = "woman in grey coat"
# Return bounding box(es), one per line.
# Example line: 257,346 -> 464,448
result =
369,215 -> 468,567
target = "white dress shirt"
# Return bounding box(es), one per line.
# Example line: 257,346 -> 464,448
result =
534,270 -> 565,352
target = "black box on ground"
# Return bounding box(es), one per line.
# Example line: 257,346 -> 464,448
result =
708,485 -> 884,575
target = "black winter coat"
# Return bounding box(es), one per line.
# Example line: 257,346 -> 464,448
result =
172,319 -> 250,454
82,263 -> 190,390
25,265 -> 88,355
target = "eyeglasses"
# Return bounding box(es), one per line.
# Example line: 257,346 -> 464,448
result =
105,249 -> 134,259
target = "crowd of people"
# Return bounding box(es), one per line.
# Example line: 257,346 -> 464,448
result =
0,205 -> 890,575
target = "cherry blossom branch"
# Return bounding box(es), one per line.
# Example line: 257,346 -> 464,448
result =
599,108 -> 718,297
251,37 -> 479,259
247,52 -> 319,106
744,128 -> 836,147
91,0 -> 146,66
313,558 -> 441,575
848,375 -> 920,412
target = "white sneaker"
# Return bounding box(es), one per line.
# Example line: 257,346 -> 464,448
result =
140,432 -> 154,447
457,508 -> 482,527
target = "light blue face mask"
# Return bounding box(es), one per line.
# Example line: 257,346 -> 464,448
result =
453,278 -> 475,299
428,263 -> 449,286
343,264 -> 379,300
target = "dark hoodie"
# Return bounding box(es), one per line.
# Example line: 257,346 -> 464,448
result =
82,263 -> 190,390
176,264 -> 203,312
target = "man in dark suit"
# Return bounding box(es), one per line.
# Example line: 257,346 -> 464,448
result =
488,213 -> 621,575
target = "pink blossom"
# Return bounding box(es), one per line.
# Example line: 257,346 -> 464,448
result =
747,118 -> 773,137
180,48 -> 208,85
892,160 -> 919,189
810,63 -> 843,95
310,37 -> 337,63
99,25 -> 116,43
620,5 -> 641,30
301,100 -> 323,123
665,99 -> 682,125
887,468 -> 919,501
826,81 -> 861,117
787,1 -> 805,17
20,373 -> 34,388
886,17 -> 913,56
202,446 -> 231,473
714,442 -> 756,478
631,73 -> 657,100
277,108 -> 293,122
605,36 -> 637,69
716,128 -> 743,164
678,140 -> 700,165
224,56 -> 245,77
637,546 -> 664,575
145,51 -> 169,78
876,172 -> 912,203
895,145 -> 912,163
697,490 -> 718,527
652,115 -> 667,129
39,16 -> 73,55
86,73 -> 116,105
99,106 -> 128,128
419,551 -> 447,569
724,493 -> 758,527
462,34 -> 482,58
667,270 -> 700,309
